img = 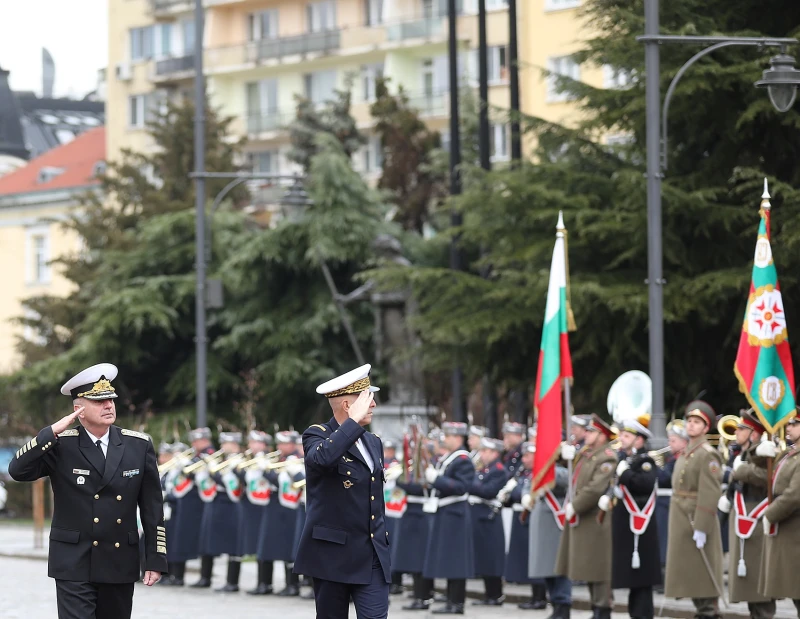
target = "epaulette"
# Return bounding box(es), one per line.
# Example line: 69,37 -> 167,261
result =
309,424 -> 328,432
604,448 -> 615,457
121,429 -> 150,441
701,443 -> 715,453
58,429 -> 79,437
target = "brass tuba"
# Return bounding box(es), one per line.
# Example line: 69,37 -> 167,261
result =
607,371 -> 652,426
711,414 -> 739,461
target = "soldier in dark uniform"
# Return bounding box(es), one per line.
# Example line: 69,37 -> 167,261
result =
468,426 -> 488,466
381,439 -> 406,595
8,363 -> 167,619
467,437 -> 509,606
293,364 -> 392,618
605,419 -> 661,619
256,430 -> 304,596
167,427 -> 216,587
422,421 -> 476,615
655,421 -> 687,578
290,436 -> 314,600
502,422 -> 525,476
238,431 -> 274,594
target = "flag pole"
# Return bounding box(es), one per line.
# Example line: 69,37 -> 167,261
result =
564,377 -> 573,506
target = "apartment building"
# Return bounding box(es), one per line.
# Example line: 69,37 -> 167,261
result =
107,0 -> 611,179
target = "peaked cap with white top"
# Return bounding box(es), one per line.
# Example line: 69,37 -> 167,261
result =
316,364 -> 380,398
60,363 -> 119,400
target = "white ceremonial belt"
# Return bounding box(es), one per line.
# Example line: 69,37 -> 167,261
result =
437,494 -> 469,507
406,496 -> 428,504
468,495 -> 498,506
512,503 -> 525,512
656,488 -> 672,497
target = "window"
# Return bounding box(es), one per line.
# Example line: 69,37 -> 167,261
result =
488,46 -> 508,83
421,55 -> 449,94
546,55 -> 580,102
307,1 -> 336,33
181,20 -> 195,55
26,227 -> 51,286
544,0 -> 581,11
155,23 -> 173,58
304,70 -> 337,104
486,0 -> 509,9
603,65 -> 633,90
249,150 -> 280,175
361,63 -> 383,101
129,95 -> 147,128
37,166 -> 64,184
358,136 -> 383,173
130,26 -> 153,61
248,9 -> 279,41
246,80 -> 279,132
365,0 -> 384,25
490,124 -> 509,161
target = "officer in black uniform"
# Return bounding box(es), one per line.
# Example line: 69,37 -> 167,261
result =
469,437 -> 510,606
293,364 -> 391,618
502,422 -> 526,475
9,363 -> 167,619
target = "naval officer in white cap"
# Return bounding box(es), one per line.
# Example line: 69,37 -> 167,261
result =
293,363 -> 392,618
8,363 -> 167,619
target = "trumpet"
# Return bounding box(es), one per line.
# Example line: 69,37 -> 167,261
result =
237,450 -> 281,470
182,449 -> 224,475
292,479 -> 307,490
208,451 -> 249,474
647,445 -> 672,467
264,458 -> 304,470
157,448 -> 194,475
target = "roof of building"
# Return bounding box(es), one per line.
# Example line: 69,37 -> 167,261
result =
0,126 -> 105,197
0,68 -> 27,161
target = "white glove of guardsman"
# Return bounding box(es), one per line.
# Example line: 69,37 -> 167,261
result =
424,465 -> 439,485
560,443 -> 576,461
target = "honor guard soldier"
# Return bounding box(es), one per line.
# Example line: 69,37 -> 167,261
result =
606,419 -> 661,619
555,414 -> 616,619
158,443 -> 191,586
655,421 -> 688,576
664,401 -> 724,619
293,364 -> 392,619
256,429 -> 304,596
569,415 -> 591,449
757,414 -> 800,613
468,426 -> 488,466
422,421 -> 476,615
468,437 -> 509,606
382,439 -> 405,595
238,431 -> 274,594
716,411 -> 775,619
9,363 -> 167,619
502,422 -> 526,476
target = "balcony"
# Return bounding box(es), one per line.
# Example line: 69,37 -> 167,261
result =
386,17 -> 446,42
152,55 -> 195,81
405,90 -> 449,118
149,0 -> 193,17
246,30 -> 342,62
244,111 -> 296,137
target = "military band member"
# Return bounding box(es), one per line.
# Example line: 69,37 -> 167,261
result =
9,363 -> 167,619
555,414 -> 616,619
606,420 -> 661,619
664,401 -> 723,619
423,421 -> 476,614
293,364 -> 392,619
757,414 -> 800,613
715,411 -> 774,619
569,415 -> 591,449
655,421 -> 688,573
256,430 -> 304,596
468,426 -> 488,466
291,436 -> 314,600
502,422 -> 526,476
468,437 -> 509,606
239,431 -> 274,594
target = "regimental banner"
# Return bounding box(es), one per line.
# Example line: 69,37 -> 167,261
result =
196,470 -> 218,503
245,468 -> 271,505
734,179 -> 797,433
277,471 -> 302,509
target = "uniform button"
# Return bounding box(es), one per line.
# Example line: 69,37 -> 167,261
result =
371,496 -> 374,500
94,518 -> 99,523
42,447 -> 46,451
371,476 -> 375,481
115,543 -> 120,548
370,533 -> 374,538
93,541 -> 98,547
347,471 -> 351,476
116,495 -> 122,501
371,515 -> 375,520
94,495 -> 99,500
117,519 -> 122,524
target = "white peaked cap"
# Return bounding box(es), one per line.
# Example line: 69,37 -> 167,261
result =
60,363 -> 119,399
316,363 -> 381,398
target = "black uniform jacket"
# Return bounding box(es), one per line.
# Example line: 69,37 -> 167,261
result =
293,416 -> 391,585
9,424 -> 167,583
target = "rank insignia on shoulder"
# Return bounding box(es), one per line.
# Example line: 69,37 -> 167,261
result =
121,429 -> 150,441
702,443 -> 715,453
310,424 -> 327,432
58,429 -> 79,437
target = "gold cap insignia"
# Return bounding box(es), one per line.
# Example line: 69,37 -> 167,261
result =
77,378 -> 117,400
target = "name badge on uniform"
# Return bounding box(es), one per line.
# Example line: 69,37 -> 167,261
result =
122,469 -> 140,478
73,469 -> 90,475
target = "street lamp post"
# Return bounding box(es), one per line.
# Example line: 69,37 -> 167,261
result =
640,0 -> 800,445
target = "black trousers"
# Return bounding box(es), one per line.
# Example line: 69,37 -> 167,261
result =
313,551 -> 389,618
55,580 -> 135,619
628,586 -> 654,619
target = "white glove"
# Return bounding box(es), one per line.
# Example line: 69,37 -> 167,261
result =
762,516 -> 771,535
424,466 -> 439,484
560,443 -> 576,461
732,455 -> 743,472
286,461 -> 304,477
564,502 -> 575,521
756,441 -> 777,458
717,495 -> 731,514
598,494 -> 612,512
521,493 -> 533,511
385,465 -> 402,482
616,460 -> 630,476
693,530 -> 707,549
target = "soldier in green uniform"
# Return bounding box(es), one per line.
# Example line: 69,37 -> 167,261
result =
757,414 -> 800,612
664,401 -> 723,619
555,414 -> 617,619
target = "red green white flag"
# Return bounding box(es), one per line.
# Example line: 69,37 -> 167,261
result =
532,212 -> 574,493
734,179 -> 796,434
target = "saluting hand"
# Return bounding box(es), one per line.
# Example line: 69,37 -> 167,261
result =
347,390 -> 375,425
51,407 -> 84,436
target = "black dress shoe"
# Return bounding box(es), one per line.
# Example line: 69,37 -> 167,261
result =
432,603 -> 465,614
390,584 -> 405,595
215,583 -> 239,593
277,585 -> 300,597
402,599 -> 430,611
189,578 -> 211,588
519,600 -> 548,610
473,597 -> 504,606
246,584 -> 273,595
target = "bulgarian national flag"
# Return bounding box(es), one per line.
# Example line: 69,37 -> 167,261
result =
734,179 -> 796,434
532,212 -> 575,494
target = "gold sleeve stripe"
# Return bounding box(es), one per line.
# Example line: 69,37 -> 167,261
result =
310,424 -> 328,432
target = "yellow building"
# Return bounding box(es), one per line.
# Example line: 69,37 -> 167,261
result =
106,0 -> 614,174
0,128 -> 105,372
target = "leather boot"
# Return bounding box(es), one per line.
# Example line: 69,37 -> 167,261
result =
403,599 -> 430,611
172,561 -> 186,586
247,561 -> 274,595
432,603 -> 465,614
596,608 -> 612,619
215,558 -> 241,592
190,556 -> 213,588
277,563 -> 299,596
545,604 -> 572,619
519,583 -> 547,609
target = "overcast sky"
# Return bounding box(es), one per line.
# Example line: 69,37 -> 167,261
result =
0,0 -> 108,98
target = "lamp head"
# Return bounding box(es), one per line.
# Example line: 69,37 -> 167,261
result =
755,53 -> 800,113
